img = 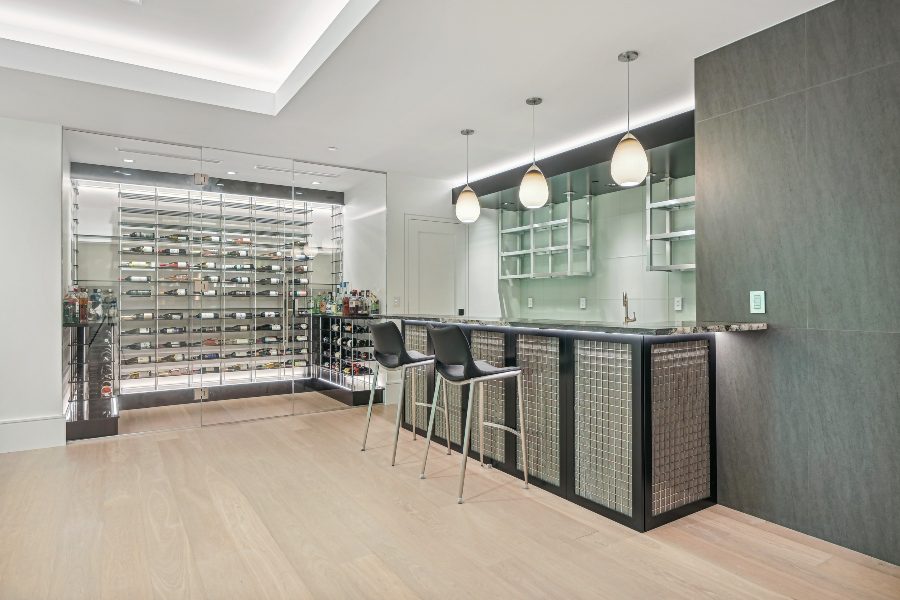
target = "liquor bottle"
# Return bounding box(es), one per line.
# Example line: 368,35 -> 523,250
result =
257,324 -> 282,331
258,311 -> 279,318
257,277 -> 281,285
258,336 -> 279,344
370,292 -> 380,315
342,293 -> 350,317
194,262 -> 216,270
291,290 -> 308,298
129,231 -> 155,240
123,275 -> 150,283
160,312 -> 184,320
225,324 -> 250,332
195,312 -> 219,319
124,341 -> 152,350
227,290 -> 251,297
229,276 -> 250,284
125,289 -> 152,297
256,290 -> 279,297
258,264 -> 282,273
226,249 -> 249,257
123,356 -> 153,365
291,278 -> 309,285
165,234 -> 188,242
203,275 -> 220,283
159,248 -> 186,255
123,260 -> 154,268
129,245 -> 154,254
164,288 -> 187,296
159,353 -> 186,363
124,327 -> 153,335
228,312 -> 250,319
122,312 -> 154,321
160,326 -> 186,334
160,261 -> 188,269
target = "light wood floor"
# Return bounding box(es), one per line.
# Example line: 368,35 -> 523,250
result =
1,406 -> 898,599
118,391 -> 350,434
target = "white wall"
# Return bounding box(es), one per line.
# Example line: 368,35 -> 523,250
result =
343,174 -> 386,298
466,207 -> 501,318
0,116 -> 65,453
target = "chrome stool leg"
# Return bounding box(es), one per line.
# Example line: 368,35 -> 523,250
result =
360,362 -> 381,451
516,372 -> 529,489
441,380 -> 451,455
457,383 -> 476,503
478,382 -> 485,467
411,368 -> 418,441
418,375 -> 443,479
390,366 -> 407,466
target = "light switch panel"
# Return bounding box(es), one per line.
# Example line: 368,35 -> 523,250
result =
527,297 -> 533,308
673,296 -> 683,311
579,297 -> 587,309
750,290 -> 766,314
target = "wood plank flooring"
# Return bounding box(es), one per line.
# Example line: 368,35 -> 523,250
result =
1,405 -> 898,599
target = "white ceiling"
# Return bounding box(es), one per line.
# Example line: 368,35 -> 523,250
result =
0,0 -> 831,185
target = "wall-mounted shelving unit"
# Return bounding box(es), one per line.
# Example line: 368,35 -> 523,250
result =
314,315 -> 376,400
498,190 -> 592,280
645,175 -> 696,272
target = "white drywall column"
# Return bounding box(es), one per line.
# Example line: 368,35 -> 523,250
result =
0,116 -> 65,453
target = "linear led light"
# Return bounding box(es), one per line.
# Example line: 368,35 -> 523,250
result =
115,147 -> 222,164
254,164 -> 339,178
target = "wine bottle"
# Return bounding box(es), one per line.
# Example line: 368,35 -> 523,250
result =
195,312 -> 219,319
292,335 -> 308,343
237,263 -> 254,271
123,260 -> 154,268
197,290 -> 217,296
229,276 -> 250,284
258,265 -> 282,272
124,327 -> 152,335
163,341 -> 186,348
165,234 -> 188,242
159,353 -> 186,363
123,275 -> 150,283
199,353 -> 220,361
259,311 -> 279,318
124,341 -> 152,350
261,251 -> 283,259
203,275 -> 220,283
161,312 -> 184,320
226,338 -> 251,346
227,290 -> 251,297
225,324 -> 250,332
257,348 -> 278,357
258,336 -> 279,344
293,265 -> 310,273
126,370 -> 153,379
257,277 -> 281,285
226,250 -> 249,257
292,346 -> 309,353
125,289 -> 152,297
228,312 -> 249,319
194,262 -> 216,270
227,351 -> 251,358
128,231 -> 155,240
159,248 -> 186,255
165,273 -> 190,282
202,338 -> 221,346
123,356 -> 153,365
160,261 -> 188,269
160,326 -> 186,334
294,322 -> 309,330
194,326 -> 220,333
291,290 -> 308,297
129,245 -> 154,254
291,278 -> 309,285
284,359 -> 308,368
257,290 -> 279,297
122,312 -> 154,321
199,235 -> 220,243
164,288 -> 187,296
257,324 -> 282,331
233,237 -> 252,245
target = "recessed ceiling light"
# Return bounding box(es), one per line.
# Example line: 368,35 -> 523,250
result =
123,158 -> 134,163
116,147 -> 220,163
312,181 -> 321,185
227,171 -> 236,175
328,146 -> 338,151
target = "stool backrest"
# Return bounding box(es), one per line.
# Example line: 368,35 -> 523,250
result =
427,324 -> 477,380
371,321 -> 406,367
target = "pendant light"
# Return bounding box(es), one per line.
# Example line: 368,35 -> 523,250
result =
610,51 -> 649,187
519,97 -> 549,209
455,129 -> 480,223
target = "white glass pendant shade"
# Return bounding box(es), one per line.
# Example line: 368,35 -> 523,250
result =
519,164 -> 549,209
610,132 -> 649,187
456,185 -> 481,223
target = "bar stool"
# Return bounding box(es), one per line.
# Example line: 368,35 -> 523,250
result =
361,321 -> 451,466
419,324 -> 529,504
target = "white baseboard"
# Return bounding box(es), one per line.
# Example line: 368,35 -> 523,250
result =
0,414 -> 66,454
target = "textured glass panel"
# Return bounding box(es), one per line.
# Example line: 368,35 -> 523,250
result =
402,325 -> 429,431
469,331 -> 506,462
574,340 -> 632,516
650,340 -> 710,515
515,334 -> 560,486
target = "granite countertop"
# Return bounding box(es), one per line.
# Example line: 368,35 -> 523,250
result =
379,314 -> 767,336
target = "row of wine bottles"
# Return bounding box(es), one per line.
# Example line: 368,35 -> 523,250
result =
122,276 -> 309,285
321,361 -> 374,376
322,350 -> 374,361
121,311 -> 308,324
123,289 -> 309,297
123,334 -> 309,350
123,348 -> 310,364
122,261 -> 294,271
124,324 -> 309,335
321,335 -> 371,348
329,323 -> 370,334
124,359 -> 309,379
127,233 -> 306,247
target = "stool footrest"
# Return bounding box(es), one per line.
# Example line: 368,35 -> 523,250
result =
483,422 -> 521,437
413,402 -> 432,408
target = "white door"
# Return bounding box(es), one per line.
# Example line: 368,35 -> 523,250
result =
406,217 -> 467,315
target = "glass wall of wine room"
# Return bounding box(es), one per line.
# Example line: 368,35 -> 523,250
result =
62,129 -> 387,439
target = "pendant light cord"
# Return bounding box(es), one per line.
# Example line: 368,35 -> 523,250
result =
531,104 -> 536,163
626,59 -> 631,132
465,133 -> 469,184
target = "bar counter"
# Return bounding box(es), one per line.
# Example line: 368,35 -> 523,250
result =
384,314 -> 765,531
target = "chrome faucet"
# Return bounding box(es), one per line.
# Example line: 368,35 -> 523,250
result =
623,292 -> 637,325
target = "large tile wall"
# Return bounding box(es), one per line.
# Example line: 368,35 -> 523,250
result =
695,0 -> 900,564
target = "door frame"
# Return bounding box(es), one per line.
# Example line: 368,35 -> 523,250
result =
403,213 -> 468,315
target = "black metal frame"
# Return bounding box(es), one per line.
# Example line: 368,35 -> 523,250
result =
400,319 -> 716,532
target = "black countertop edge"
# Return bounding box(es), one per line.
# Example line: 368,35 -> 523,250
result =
378,315 -> 768,336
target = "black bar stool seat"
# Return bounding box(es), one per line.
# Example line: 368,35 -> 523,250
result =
361,321 -> 451,465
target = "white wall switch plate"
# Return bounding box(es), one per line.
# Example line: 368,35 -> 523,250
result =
673,296 -> 683,311
392,296 -> 400,307
527,297 -> 533,308
579,297 -> 587,309
750,290 -> 766,314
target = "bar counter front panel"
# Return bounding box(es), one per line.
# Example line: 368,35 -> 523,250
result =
397,317 -> 717,532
